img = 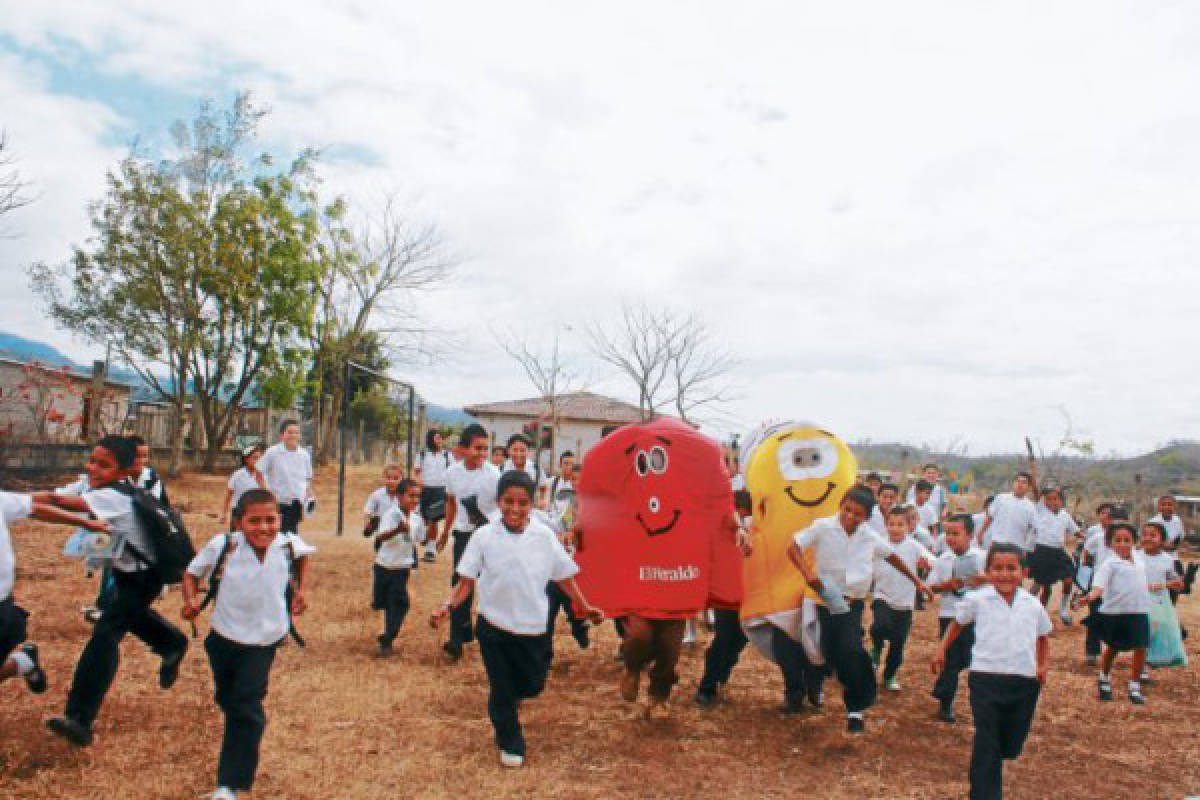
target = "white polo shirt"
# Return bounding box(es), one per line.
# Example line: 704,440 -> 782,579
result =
445,461 -> 501,533
187,531 -> 316,646
1032,504 -> 1080,550
0,492 -> 33,602
363,487 -> 394,519
1083,525 -> 1112,568
418,450 -> 453,489
456,517 -> 579,635
793,515 -> 894,599
84,485 -> 153,574
1149,513 -> 1186,546
929,547 -> 987,619
956,586 -> 1051,678
503,459 -> 543,486
1093,556 -> 1151,614
1139,550 -> 1178,589
873,537 -> 934,611
227,468 -> 262,512
375,507 -> 425,569
259,444 -> 312,503
56,474 -> 90,496
985,492 -> 1036,550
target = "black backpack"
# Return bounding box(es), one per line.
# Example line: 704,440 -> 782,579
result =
110,481 -> 196,584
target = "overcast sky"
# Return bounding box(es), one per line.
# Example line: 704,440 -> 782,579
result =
1,2 -> 1198,456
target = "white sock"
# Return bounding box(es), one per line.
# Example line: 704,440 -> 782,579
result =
1129,680 -> 1141,692
847,711 -> 864,720
10,651 -> 34,676
1099,671 -> 1111,682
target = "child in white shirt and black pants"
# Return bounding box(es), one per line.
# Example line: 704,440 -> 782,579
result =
869,507 -> 935,691
927,514 -> 988,723
933,542 -> 1050,800
431,471 -> 602,768
372,480 -> 424,656
182,488 -> 314,800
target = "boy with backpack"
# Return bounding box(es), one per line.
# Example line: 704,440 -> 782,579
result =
182,487 -> 314,800
37,435 -> 191,747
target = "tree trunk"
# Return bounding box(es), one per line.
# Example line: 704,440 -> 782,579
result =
167,402 -> 186,477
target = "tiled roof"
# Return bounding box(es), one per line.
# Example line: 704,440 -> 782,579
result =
463,391 -> 644,425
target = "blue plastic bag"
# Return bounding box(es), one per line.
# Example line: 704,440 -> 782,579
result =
1146,589 -> 1187,668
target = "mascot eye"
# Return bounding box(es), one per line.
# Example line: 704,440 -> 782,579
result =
635,451 -> 650,476
649,446 -> 668,474
777,438 -> 838,481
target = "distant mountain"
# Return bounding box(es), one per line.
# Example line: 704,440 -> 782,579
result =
424,402 -> 477,427
0,332 -> 78,368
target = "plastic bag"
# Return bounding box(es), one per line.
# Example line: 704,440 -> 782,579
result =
1146,589 -> 1187,668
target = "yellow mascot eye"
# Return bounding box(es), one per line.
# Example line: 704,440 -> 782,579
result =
776,438 -> 837,481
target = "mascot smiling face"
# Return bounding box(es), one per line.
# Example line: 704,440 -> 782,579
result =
739,422 -> 858,621
574,417 -> 741,619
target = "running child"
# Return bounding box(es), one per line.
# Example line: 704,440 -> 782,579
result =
867,483 -> 900,535
977,471 -> 1037,553
181,488 -> 314,800
927,514 -> 988,723
415,429 -> 453,563
1080,505 -> 1123,665
363,464 -> 404,540
1028,486 -> 1081,625
258,419 -> 313,533
430,471 -> 603,768
932,542 -> 1050,800
490,446 -> 507,469
130,434 -> 169,506
1073,521 -> 1151,704
372,479 -> 425,656
1,491 -> 109,694
788,486 -> 931,733
220,444 -> 266,530
870,507 -> 935,692
40,435 -> 190,746
906,463 -> 947,520
695,489 -> 754,709
1139,522 -> 1187,670
1148,494 -> 1187,552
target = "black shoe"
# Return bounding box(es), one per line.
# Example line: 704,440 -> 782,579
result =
377,637 -> 394,657
442,640 -> 463,662
694,688 -> 718,709
19,644 -> 47,694
778,698 -> 805,715
159,646 -> 187,690
572,626 -> 590,650
423,553 -> 436,563
1098,679 -> 1113,701
807,688 -> 824,710
936,702 -> 956,724
846,716 -> 865,733
1128,688 -> 1146,705
46,716 -> 93,747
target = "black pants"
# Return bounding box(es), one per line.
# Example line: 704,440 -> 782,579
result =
545,581 -> 586,652
0,595 -> 29,662
372,566 -> 411,645
817,600 -> 875,713
1084,598 -> 1102,657
65,569 -> 187,727
933,617 -> 974,705
449,531 -> 475,645
968,672 -> 1042,800
205,632 -> 277,791
771,625 -> 823,705
698,608 -> 749,692
476,616 -> 551,757
279,500 -> 303,533
870,600 -> 914,682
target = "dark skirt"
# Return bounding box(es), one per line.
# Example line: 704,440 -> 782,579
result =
1028,545 -> 1075,586
1092,612 -> 1150,652
419,486 -> 447,522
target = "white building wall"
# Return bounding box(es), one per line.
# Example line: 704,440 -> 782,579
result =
473,413 -> 619,473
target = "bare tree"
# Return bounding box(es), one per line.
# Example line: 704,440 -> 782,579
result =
494,327 -> 587,466
0,130 -> 33,229
308,194 -> 455,462
588,302 -> 736,425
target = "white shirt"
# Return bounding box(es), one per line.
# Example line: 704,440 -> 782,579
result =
873,537 -> 934,610
866,506 -> 888,535
259,443 -> 312,503
906,484 -> 946,515
0,492 -> 32,601
985,493 -> 1036,550
912,526 -> 937,552
375,507 -> 426,569
970,512 -> 987,540
503,459 -> 543,486
84,485 -> 152,573
1149,513 -> 1186,546
1139,550 -> 1178,589
1032,504 -> 1080,550
137,466 -> 165,501
226,468 -> 262,512
930,547 -> 988,618
1093,556 -> 1151,614
456,518 -> 579,635
187,531 -> 315,646
363,487 -> 394,519
56,474 -> 90,496
917,503 -> 938,531
793,515 -> 894,599
730,473 -> 746,492
1083,525 -> 1111,568
445,461 -> 501,533
418,450 -> 453,488
956,586 -> 1051,678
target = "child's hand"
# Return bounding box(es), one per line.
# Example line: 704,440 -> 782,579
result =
83,517 -> 112,534
430,603 -> 450,629
180,602 -> 199,621
583,605 -> 605,626
736,529 -> 753,557
916,582 -> 933,602
292,591 -> 308,616
930,651 -> 945,675
1037,664 -> 1048,686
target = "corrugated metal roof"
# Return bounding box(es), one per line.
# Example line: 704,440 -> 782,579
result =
463,391 -> 644,425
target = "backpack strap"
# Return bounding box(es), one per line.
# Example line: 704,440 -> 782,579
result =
197,534 -> 236,612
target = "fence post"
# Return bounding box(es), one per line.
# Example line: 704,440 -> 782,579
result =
406,385 -> 415,477
336,361 -> 350,537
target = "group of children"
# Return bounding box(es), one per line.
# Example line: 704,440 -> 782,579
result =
4,425 -> 1195,799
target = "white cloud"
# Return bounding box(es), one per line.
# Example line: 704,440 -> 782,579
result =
1,1 -> 1199,454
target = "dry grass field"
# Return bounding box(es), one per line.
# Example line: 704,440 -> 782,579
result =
2,465 -> 1199,799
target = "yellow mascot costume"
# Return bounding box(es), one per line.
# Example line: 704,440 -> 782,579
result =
739,421 -> 858,662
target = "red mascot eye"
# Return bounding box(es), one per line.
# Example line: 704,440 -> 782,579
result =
649,446 -> 668,474
636,451 -> 650,476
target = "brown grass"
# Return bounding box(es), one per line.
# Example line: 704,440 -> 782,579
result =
2,466 -> 1199,799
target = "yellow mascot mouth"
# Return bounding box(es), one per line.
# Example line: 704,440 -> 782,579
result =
784,481 -> 837,508
636,510 -> 682,536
